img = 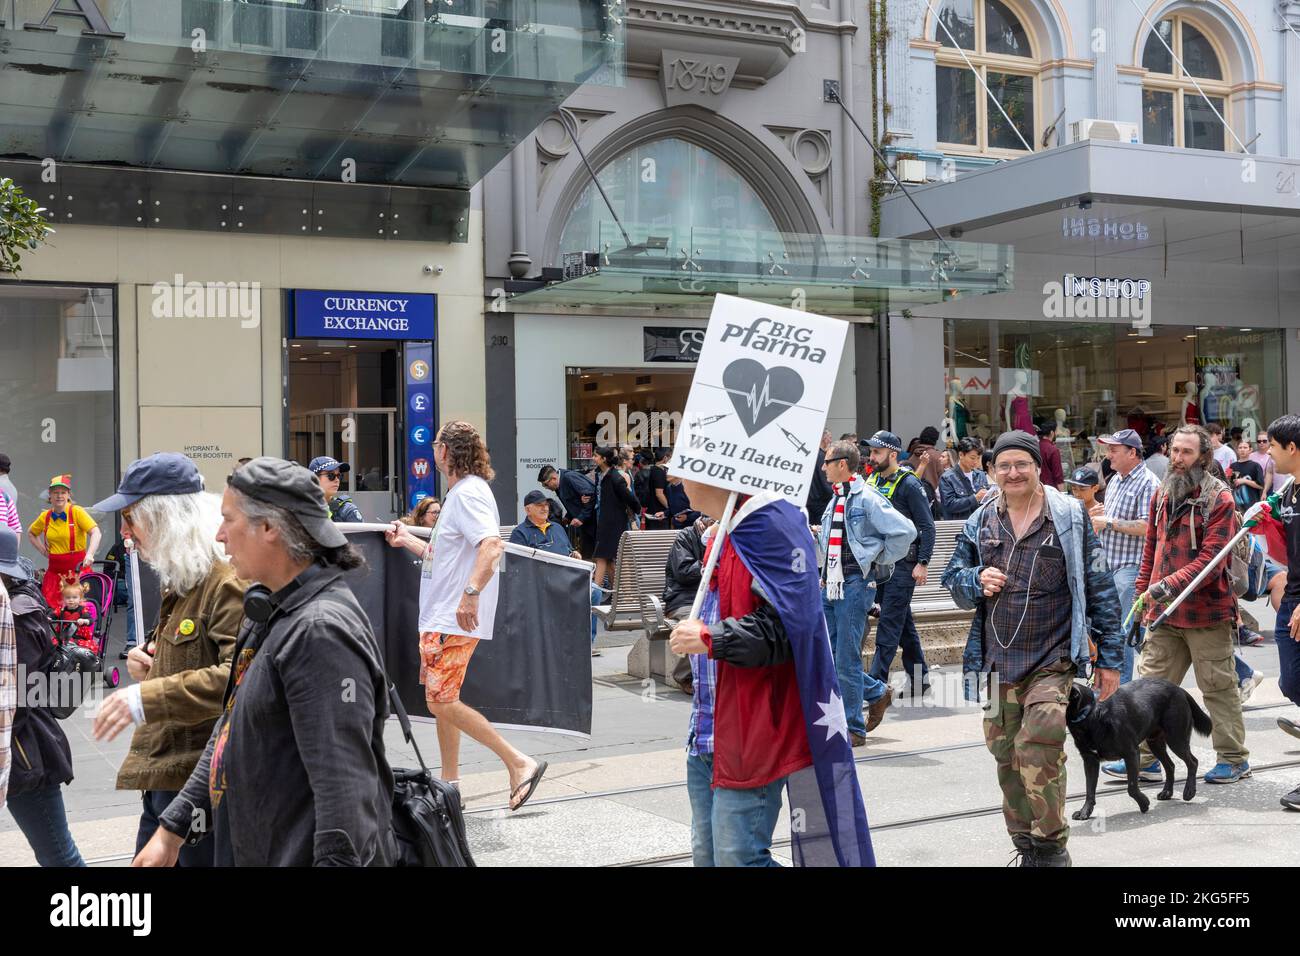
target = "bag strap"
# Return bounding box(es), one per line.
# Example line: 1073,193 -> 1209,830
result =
387,682 -> 431,775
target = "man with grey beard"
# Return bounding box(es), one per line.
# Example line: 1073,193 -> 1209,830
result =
1103,425 -> 1249,785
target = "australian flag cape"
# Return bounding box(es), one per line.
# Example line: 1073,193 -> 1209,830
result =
726,493 -> 875,867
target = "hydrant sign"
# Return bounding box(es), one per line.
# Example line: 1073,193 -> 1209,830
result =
669,294 -> 848,504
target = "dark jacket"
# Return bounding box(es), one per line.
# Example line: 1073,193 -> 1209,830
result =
329,495 -> 364,523
7,577 -> 74,796
556,468 -> 596,524
868,469 -> 936,565
509,518 -> 572,556
158,563 -> 395,866
806,448 -> 834,521
939,465 -> 989,520
663,525 -> 706,615
709,599 -> 792,667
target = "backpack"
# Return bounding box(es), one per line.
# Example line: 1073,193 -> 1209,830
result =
1154,484 -> 1246,597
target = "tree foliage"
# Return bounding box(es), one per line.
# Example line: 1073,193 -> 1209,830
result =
0,177 -> 53,274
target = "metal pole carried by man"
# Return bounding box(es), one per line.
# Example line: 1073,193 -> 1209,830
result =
942,431 -> 1123,867
89,453 -> 246,867
1106,425 -> 1250,786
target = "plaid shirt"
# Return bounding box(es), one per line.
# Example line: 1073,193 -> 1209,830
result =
977,499 -> 1073,685
686,586 -> 719,757
0,578 -> 15,809
1101,464 -> 1159,569
1135,479 -> 1239,629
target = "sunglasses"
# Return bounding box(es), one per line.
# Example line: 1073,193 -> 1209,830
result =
322,472 -> 341,481
824,457 -> 852,464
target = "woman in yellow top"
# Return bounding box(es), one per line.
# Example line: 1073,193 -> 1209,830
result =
27,475 -> 100,610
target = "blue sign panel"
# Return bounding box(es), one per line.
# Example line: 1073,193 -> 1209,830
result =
404,342 -> 437,507
293,290 -> 436,340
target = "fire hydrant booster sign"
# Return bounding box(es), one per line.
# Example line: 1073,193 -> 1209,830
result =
670,295 -> 848,503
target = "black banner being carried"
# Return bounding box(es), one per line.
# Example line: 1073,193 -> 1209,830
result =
341,528 -> 594,737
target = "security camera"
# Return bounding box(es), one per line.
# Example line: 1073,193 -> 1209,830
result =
1078,196 -> 1092,210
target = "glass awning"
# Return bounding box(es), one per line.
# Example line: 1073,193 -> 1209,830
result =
0,0 -> 623,189
508,224 -> 1015,316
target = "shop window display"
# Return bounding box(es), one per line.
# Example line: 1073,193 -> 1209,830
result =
943,320 -> 1283,462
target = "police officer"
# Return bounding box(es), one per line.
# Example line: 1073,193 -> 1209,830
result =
308,456 -> 363,523
863,430 -> 936,698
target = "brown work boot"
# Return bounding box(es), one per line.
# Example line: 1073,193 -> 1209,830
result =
850,732 -> 867,747
865,687 -> 892,733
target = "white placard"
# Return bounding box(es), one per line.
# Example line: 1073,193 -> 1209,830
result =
668,295 -> 848,502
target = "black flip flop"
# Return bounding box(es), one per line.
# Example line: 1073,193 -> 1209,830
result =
509,760 -> 548,812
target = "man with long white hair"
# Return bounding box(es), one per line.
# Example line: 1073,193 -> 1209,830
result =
90,453 -> 245,867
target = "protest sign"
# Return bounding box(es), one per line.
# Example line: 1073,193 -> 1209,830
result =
668,294 -> 848,503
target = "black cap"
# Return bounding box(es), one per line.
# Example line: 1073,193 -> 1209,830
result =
228,457 -> 346,548
523,490 -> 548,506
865,430 -> 903,453
1099,428 -> 1144,452
92,453 -> 205,512
1065,466 -> 1099,488
307,456 -> 350,475
992,430 -> 1042,466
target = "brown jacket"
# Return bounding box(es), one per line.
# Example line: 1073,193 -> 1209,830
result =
116,559 -> 245,792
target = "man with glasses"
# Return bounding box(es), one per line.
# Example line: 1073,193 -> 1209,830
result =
1091,429 -> 1159,685
308,456 -> 364,523
942,431 -> 1122,867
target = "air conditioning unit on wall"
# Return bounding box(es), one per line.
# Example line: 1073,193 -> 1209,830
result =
1070,118 -> 1141,144
896,158 -> 927,183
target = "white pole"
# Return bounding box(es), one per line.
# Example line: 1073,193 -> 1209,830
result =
687,492 -> 740,620
126,538 -> 144,647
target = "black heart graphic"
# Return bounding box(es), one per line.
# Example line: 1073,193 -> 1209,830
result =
722,359 -> 805,438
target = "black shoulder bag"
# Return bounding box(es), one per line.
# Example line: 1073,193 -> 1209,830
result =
387,685 -> 476,867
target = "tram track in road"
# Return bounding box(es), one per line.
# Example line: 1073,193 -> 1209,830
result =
609,755 -> 1300,868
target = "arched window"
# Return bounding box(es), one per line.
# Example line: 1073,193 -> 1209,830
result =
1140,14 -> 1231,151
556,138 -> 782,258
934,0 -> 1037,155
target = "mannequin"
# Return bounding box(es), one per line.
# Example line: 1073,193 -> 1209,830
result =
1199,373 -> 1217,425
1053,407 -> 1075,471
941,377 -> 968,447
1005,369 -> 1033,436
972,413 -> 995,444
1181,380 -> 1201,426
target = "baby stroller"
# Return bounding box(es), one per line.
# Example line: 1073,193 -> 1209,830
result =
47,565 -> 121,690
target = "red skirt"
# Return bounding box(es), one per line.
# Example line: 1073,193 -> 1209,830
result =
41,549 -> 86,610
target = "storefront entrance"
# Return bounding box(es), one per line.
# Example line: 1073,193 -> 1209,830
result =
564,367 -> 692,469
287,339 -> 402,523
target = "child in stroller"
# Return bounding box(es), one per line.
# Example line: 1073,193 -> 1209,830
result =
52,572 -> 97,651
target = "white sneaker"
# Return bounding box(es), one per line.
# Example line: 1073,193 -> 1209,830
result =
1240,670 -> 1265,704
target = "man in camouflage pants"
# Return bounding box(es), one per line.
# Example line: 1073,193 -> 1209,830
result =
943,431 -> 1124,866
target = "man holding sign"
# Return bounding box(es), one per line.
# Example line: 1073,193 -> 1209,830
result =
668,296 -> 873,867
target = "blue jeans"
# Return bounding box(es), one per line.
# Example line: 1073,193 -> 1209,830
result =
1276,598 -> 1300,706
866,562 -> 929,688
1233,653 -> 1253,684
135,790 -> 213,867
685,751 -> 785,867
6,784 -> 85,867
823,575 -> 885,738
1112,564 -> 1139,684
590,584 -> 601,645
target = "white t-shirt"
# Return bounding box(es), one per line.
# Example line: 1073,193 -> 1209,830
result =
1213,443 -> 1236,476
417,475 -> 501,640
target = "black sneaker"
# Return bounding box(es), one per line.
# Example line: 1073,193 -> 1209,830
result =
1282,785 -> 1300,812
1278,717 -> 1300,741
1030,842 -> 1071,868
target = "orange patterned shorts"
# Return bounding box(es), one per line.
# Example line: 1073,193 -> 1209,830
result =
418,631 -> 479,705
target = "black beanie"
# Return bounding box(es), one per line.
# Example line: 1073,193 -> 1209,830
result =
992,430 -> 1042,466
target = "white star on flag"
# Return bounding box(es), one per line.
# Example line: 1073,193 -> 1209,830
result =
813,692 -> 848,743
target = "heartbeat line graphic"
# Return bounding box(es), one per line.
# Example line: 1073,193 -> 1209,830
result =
725,378 -> 796,426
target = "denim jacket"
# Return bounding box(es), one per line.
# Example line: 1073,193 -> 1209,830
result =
940,485 -> 1123,701
817,475 -> 917,583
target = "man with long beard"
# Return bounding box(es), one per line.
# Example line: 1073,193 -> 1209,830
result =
1106,424 -> 1249,785
89,453 -> 245,865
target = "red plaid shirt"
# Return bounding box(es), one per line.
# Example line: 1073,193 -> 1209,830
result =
1135,481 -> 1238,629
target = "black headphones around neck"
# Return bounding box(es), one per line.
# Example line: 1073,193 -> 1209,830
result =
243,578 -> 303,624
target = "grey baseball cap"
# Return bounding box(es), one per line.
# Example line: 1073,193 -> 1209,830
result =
93,452 -> 205,512
0,526 -> 28,580
228,457 -> 347,548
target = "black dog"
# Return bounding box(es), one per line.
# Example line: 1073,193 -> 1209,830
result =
1066,677 -> 1213,821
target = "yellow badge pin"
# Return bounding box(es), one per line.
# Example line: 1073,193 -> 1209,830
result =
179,618 -> 195,636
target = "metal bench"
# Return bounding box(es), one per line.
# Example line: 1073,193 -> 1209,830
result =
912,519 -> 967,615
593,529 -> 680,632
